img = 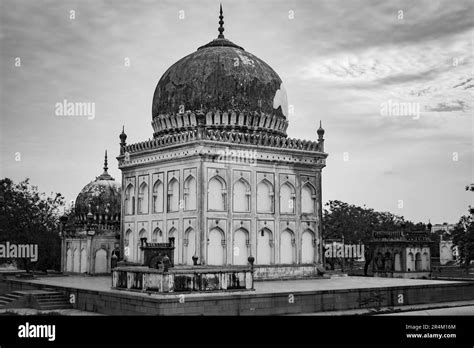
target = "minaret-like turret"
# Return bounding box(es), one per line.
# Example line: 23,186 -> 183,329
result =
317,120 -> 325,151
120,126 -> 127,154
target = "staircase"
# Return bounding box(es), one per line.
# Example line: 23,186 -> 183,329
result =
33,291 -> 72,310
0,291 -> 23,309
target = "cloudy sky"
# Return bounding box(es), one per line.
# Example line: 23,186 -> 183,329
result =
1,0 -> 472,224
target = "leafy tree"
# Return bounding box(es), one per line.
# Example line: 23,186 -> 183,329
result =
322,200 -> 428,272
0,178 -> 64,272
451,215 -> 474,273
322,200 -> 424,243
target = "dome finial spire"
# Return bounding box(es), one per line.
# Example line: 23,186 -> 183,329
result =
103,150 -> 108,173
96,149 -> 114,181
218,4 -> 225,39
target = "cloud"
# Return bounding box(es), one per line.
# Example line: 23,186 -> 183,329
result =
425,100 -> 467,112
453,77 -> 474,89
0,0 -> 472,225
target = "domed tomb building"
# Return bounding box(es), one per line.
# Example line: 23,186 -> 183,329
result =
60,152 -> 121,274
117,7 -> 328,279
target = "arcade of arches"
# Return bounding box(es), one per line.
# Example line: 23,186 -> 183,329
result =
121,170 -> 322,268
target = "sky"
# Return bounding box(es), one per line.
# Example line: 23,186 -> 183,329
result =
0,0 -> 472,224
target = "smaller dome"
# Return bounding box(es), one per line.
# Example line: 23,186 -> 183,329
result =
74,151 -> 121,221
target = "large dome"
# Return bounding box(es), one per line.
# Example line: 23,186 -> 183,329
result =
151,7 -> 289,138
74,152 -> 121,222
152,43 -> 288,119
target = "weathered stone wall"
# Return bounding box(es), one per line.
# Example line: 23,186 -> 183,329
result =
253,264 -> 320,280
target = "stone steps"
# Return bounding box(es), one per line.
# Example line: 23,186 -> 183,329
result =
34,292 -> 72,310
0,291 -> 24,308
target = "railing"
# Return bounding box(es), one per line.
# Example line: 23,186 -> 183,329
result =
112,266 -> 254,293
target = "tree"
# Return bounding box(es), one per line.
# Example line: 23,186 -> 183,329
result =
0,178 -> 64,272
322,200 -> 427,273
451,215 -> 474,273
322,200 -> 423,243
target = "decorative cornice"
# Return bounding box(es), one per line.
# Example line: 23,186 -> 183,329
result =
152,110 -> 288,138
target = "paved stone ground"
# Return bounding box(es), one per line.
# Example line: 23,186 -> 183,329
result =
383,304 -> 474,316
10,275 -> 462,299
297,300 -> 474,316
0,308 -> 102,315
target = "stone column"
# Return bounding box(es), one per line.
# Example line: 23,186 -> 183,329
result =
86,234 -> 93,274
198,154 -> 205,265
317,170 -> 324,266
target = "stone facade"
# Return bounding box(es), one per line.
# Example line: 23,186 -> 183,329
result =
118,137 -> 326,273
61,230 -> 119,275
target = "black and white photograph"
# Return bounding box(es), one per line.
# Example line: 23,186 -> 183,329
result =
0,0 -> 473,346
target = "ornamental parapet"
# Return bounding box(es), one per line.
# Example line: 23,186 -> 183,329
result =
123,128 -> 323,155
372,230 -> 431,242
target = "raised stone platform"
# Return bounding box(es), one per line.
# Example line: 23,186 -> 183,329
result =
2,276 -> 474,315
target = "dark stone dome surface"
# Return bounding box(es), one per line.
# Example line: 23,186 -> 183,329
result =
75,179 -> 121,218
152,38 -> 288,121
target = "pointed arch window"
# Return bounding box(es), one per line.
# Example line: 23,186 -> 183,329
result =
301,183 -> 316,214
257,179 -> 274,213
151,228 -> 162,243
233,178 -> 251,212
208,176 -> 227,211
280,181 -> 295,214
167,177 -> 179,212
280,229 -> 296,264
184,175 -> 197,211
124,184 -> 135,215
257,228 -> 273,265
152,179 -> 164,213
138,182 -> 149,214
